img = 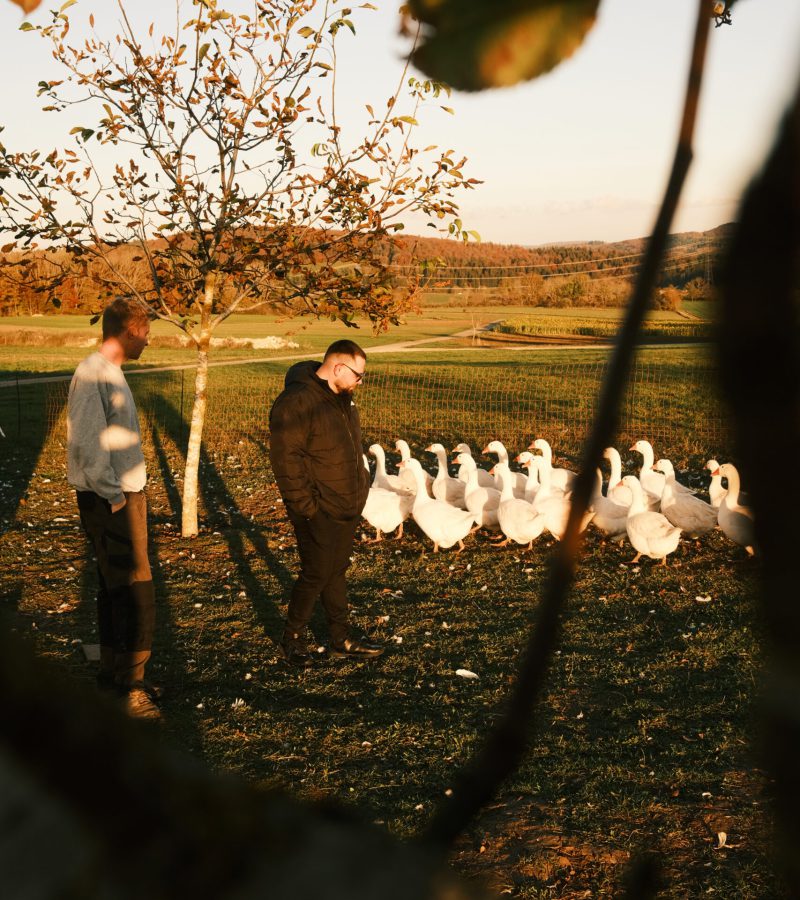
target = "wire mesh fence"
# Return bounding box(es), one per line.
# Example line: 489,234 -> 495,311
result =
0,357 -> 732,477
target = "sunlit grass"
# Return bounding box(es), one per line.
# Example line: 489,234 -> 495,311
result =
0,428 -> 774,897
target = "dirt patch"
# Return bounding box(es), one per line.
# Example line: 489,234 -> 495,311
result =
451,796 -> 630,896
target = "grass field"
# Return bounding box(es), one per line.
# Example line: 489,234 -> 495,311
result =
0,425 -> 773,897
0,307 -> 781,898
0,303 -> 711,377
1,304 -> 774,896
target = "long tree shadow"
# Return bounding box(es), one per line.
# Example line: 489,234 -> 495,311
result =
147,392 -> 292,647
0,379 -> 67,541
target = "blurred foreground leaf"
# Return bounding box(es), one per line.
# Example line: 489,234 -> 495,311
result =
409,0 -> 600,91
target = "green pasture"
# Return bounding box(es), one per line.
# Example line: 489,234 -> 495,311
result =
0,344 -> 726,473
0,301 -> 711,377
681,299 -> 717,320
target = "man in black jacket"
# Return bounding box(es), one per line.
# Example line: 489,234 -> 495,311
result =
269,339 -> 384,666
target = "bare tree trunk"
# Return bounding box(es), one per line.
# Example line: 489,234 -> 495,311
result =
181,273 -> 216,537
181,347 -> 208,536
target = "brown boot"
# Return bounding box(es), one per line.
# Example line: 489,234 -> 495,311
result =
123,683 -> 161,721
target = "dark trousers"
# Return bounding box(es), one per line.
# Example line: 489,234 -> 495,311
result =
76,490 -> 156,687
284,509 -> 359,648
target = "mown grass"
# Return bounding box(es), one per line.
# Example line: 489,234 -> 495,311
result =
494,318 -> 713,341
0,353 -> 777,897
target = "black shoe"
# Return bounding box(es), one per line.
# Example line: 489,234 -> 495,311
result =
96,670 -> 121,695
280,642 -> 314,668
328,638 -> 385,660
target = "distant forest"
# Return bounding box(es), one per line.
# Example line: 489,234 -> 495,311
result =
390,223 -> 730,310
0,224 -> 730,316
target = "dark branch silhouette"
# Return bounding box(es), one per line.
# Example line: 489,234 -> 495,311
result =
423,0 -> 712,865
717,72 -> 800,896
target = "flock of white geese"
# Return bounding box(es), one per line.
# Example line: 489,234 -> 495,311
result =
361,438 -> 756,564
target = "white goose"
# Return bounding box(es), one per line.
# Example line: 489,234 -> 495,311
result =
630,439 -> 666,499
707,458 -> 749,508
623,443 -> 665,510
604,446 -> 634,506
631,440 -> 694,500
369,443 -> 410,494
400,458 -> 475,552
530,457 -> 593,541
483,440 -> 527,499
361,455 -> 413,541
589,468 -> 629,542
395,438 -> 433,497
426,443 -> 468,509
515,451 -> 541,503
714,463 -> 756,555
529,438 -> 577,492
706,459 -> 726,509
493,462 -> 547,550
452,443 -> 495,488
622,475 -> 681,565
655,458 -> 717,538
361,486 -> 413,542
457,453 -> 501,530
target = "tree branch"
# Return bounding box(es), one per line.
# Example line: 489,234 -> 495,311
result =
422,0 -> 713,856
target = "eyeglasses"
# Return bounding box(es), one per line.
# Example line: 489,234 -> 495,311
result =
338,362 -> 366,382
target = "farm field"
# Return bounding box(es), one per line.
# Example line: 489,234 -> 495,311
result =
0,309 -> 490,375
0,330 -> 775,897
681,300 -> 716,320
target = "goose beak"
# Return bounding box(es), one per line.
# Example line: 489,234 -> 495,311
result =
424,445 -> 433,453
480,445 -> 490,454
527,442 -> 535,451
711,467 -> 720,476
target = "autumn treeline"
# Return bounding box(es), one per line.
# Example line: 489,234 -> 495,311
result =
396,224 -> 729,292
0,225 -> 727,316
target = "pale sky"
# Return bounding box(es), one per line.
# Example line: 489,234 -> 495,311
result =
1,0 -> 798,246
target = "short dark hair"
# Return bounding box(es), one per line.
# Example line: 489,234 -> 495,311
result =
102,297 -> 152,340
323,339 -> 366,361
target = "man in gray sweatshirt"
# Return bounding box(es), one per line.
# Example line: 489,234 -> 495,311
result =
67,297 -> 160,720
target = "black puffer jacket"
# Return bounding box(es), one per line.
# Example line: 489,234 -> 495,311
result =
269,361 -> 369,521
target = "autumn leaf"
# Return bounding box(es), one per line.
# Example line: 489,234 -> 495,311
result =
408,0 -> 600,92
9,0 -> 43,13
